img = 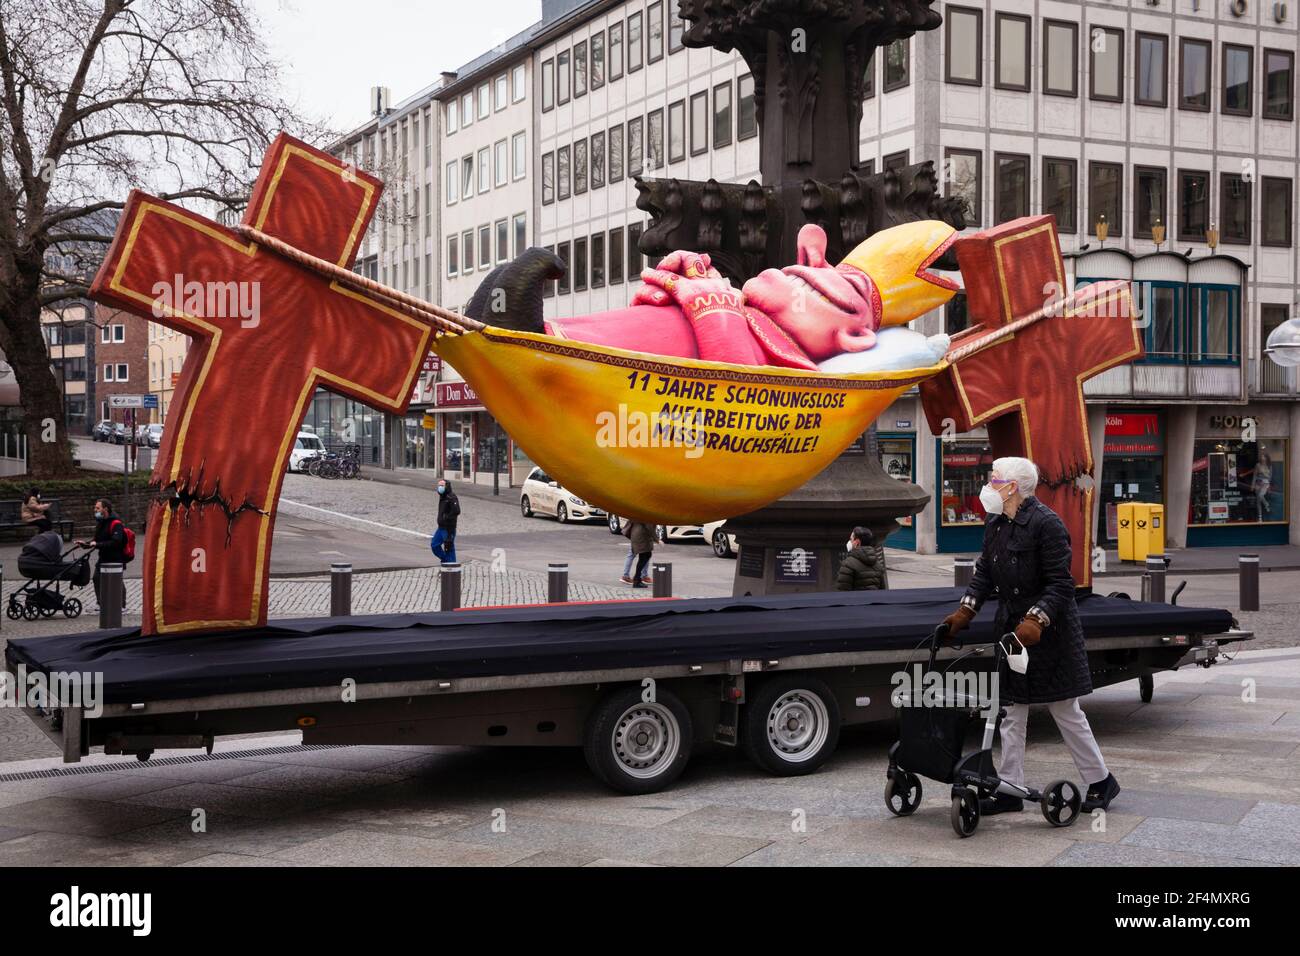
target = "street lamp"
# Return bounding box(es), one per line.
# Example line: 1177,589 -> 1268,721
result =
1205,221 -> 1219,252
1151,217 -> 1165,252
1095,214 -> 1109,249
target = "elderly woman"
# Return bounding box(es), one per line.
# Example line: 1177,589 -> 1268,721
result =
941,456 -> 1120,815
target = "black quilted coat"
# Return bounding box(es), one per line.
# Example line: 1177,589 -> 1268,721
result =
963,495 -> 1091,704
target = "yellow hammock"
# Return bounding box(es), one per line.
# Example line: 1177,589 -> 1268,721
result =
435,326 -> 946,524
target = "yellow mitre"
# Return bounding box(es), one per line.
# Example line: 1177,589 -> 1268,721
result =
838,220 -> 960,328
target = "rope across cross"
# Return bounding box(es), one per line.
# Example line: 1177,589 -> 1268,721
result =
88,134 -> 1141,635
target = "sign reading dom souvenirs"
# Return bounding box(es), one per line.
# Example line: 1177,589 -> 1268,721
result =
86,130 -> 1142,634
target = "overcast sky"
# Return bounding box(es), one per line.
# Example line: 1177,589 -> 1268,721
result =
258,0 -> 544,133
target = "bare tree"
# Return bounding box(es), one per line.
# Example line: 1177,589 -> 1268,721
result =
0,0 -> 328,476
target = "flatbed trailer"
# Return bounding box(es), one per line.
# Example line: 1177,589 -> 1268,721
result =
4,588 -> 1251,794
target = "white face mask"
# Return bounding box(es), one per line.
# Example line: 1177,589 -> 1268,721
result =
1004,634 -> 1029,674
979,484 -> 1005,515
846,539 -> 856,552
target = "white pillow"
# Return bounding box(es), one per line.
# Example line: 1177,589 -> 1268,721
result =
818,327 -> 951,373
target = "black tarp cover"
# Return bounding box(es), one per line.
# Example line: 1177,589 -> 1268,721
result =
5,588 -> 1235,705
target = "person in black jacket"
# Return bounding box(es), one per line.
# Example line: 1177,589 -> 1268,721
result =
836,526 -> 884,590
941,457 -> 1120,815
431,479 -> 460,564
76,498 -> 128,604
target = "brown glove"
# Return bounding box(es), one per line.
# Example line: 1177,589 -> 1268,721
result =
1014,618 -> 1043,648
942,605 -> 975,641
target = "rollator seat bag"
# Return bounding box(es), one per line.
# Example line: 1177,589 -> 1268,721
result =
896,700 -> 985,784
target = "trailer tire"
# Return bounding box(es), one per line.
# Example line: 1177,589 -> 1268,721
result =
1138,673 -> 1154,703
584,685 -> 693,794
742,676 -> 841,776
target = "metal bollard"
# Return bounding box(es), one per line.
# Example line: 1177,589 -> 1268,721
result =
440,563 -> 462,611
652,562 -> 672,598
0,561 -> 3,632
98,563 -> 124,629
548,562 -> 569,603
1140,574 -> 1152,603
1239,554 -> 1260,612
1145,555 -> 1166,604
330,562 -> 352,616
953,556 -> 975,589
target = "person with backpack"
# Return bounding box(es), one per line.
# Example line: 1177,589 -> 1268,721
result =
622,520 -> 656,589
836,526 -> 884,591
76,498 -> 134,603
431,479 -> 460,564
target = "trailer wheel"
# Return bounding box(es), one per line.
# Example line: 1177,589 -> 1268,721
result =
584,686 -> 693,794
742,676 -> 841,776
1138,674 -> 1154,703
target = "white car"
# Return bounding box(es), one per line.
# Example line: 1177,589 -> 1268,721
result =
703,520 -> 738,557
605,513 -> 702,543
520,467 -> 606,523
289,432 -> 326,472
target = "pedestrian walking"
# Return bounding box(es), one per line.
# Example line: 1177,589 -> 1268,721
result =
431,479 -> 460,564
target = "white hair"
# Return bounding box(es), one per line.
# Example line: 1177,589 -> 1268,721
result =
992,456 -> 1039,497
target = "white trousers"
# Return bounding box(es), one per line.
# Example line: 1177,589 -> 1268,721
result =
997,697 -> 1108,788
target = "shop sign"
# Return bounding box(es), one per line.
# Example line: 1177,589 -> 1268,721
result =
895,420 -> 912,429
1104,412 -> 1162,455
422,352 -> 441,374
435,381 -> 480,408
1208,415 -> 1256,431
1207,501 -> 1230,522
420,414 -> 436,430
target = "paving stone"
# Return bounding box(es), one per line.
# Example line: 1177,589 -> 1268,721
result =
0,795 -> 189,837
804,815 -> 1077,866
511,850 -> 598,866
1086,788 -> 1256,825
118,781 -> 342,820
1049,842 -> 1272,867
1237,801 -> 1300,831
218,763 -> 409,797
118,811 -> 345,857
270,829 -> 529,866
180,853 -> 313,867
0,830 -> 211,866
657,804 -> 840,840
1121,816 -> 1300,865
730,843 -> 915,867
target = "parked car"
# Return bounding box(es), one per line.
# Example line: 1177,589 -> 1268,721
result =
288,432 -> 327,472
112,423 -> 126,444
92,420 -> 113,442
604,513 -> 703,543
703,520 -> 738,558
144,423 -> 164,448
520,467 -> 606,523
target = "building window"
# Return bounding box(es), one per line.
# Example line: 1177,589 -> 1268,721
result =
668,100 -> 685,163
1190,438 -> 1285,526
459,155 -> 471,199
1223,44 -> 1252,116
1089,162 -> 1123,237
447,236 -> 458,277
1089,27 -> 1123,102
1264,49 -> 1294,120
1134,166 -> 1167,239
512,63 -> 526,102
460,92 -> 473,127
1261,177 -> 1293,247
574,138 -> 588,194
591,130 -> 605,188
1192,286 -> 1237,362
477,82 -> 490,120
542,58 -> 554,111
690,91 -> 708,156
574,237 -> 588,292
494,139 -> 508,188
883,38 -> 909,91
574,40 -> 587,97
461,230 -> 473,275
944,293 -> 969,336
513,131 -> 526,180
944,148 -> 981,228
477,147 -> 490,193
592,232 -> 606,288
994,13 -> 1030,92
609,228 -> 625,285
627,222 -> 643,278
609,22 -> 624,80
494,74 -> 508,111
945,7 -> 982,86
883,150 -> 909,172
864,51 -> 875,98
669,7 -> 684,53
628,12 -> 643,73
609,124 -> 624,182
557,241 -> 571,295
1177,170 -> 1210,242
647,2 -> 664,63
1220,173 -> 1252,245
738,74 -> 757,140
941,440 -> 995,526
1135,33 -> 1168,107
478,225 -> 491,269
542,152 -> 555,205
713,81 -> 732,148
628,116 -> 644,177
1042,157 -> 1077,233
513,213 -> 526,258
557,145 -> 571,200
557,49 -> 570,105
495,219 -> 509,264
1179,38 -> 1211,111
994,153 -> 1029,223
1261,306 -> 1290,391
1043,20 -> 1077,97
1136,282 -> 1181,360
446,100 -> 457,134
592,32 -> 605,89
102,323 -> 125,343
647,108 -> 664,171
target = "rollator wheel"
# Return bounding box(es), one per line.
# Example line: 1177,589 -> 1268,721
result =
1040,779 -> 1082,828
63,598 -> 82,619
950,788 -> 980,837
885,770 -> 922,816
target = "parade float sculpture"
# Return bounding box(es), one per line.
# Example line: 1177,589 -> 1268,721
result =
89,133 -> 1140,634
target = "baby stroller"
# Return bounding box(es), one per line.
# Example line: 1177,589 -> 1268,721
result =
7,532 -> 92,621
884,623 -> 1083,837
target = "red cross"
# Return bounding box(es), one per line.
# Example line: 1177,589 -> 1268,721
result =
89,134 -> 433,634
920,215 -> 1145,588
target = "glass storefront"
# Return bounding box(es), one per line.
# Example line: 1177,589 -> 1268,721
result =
1099,411 -> 1164,544
402,412 -> 440,469
1190,438 -> 1287,526
940,440 -> 994,526
879,433 -> 916,546
303,391 -> 386,465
